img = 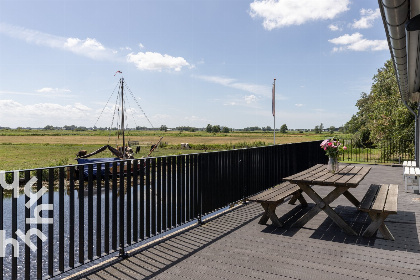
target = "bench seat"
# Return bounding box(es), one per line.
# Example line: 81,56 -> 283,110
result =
359,184 -> 398,240
248,182 -> 307,227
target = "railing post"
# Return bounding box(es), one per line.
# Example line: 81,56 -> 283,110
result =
196,154 -> 205,225
119,160 -> 126,257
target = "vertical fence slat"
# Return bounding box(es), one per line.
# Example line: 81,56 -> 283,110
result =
171,157 -> 177,228
59,167 -> 65,272
88,164 -> 94,260
12,171 -> 18,280
96,163 -> 102,257
69,166 -> 75,268
112,162 -> 118,251
177,156 -> 182,225
145,159 -> 151,238
167,157 -> 173,229
37,169 -> 43,279
140,159 -> 145,241
24,170 -> 30,280
119,161 -> 125,255
186,155 -> 191,222
162,157 -> 167,232
78,166 -> 85,265
104,162 -> 110,253
151,158 -> 156,236
133,160 -> 138,243
157,158 -> 162,234
127,160 -> 132,245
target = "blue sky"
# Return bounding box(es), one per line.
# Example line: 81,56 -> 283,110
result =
0,0 -> 389,129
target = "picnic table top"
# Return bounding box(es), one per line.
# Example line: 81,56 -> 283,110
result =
283,164 -> 371,188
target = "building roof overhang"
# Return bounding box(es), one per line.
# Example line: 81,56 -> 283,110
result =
379,0 -> 420,103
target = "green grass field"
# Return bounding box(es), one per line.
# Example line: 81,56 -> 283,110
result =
0,129 -> 334,171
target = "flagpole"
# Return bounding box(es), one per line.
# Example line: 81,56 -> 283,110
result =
273,79 -> 276,145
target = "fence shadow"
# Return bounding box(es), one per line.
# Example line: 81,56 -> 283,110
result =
70,204 -> 263,280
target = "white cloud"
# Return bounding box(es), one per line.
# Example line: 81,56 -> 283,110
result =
127,52 -> 190,72
328,24 -> 340,31
249,0 -> 350,30
0,100 -> 93,126
0,89 -> 74,98
352,8 -> 380,29
0,23 -> 117,61
295,104 -> 304,107
328,32 -> 387,51
193,75 -> 272,97
245,95 -> 257,104
36,87 -> 71,93
0,23 -> 191,72
329,33 -> 363,45
139,43 -> 145,49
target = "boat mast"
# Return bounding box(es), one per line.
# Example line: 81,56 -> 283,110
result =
121,77 -> 125,159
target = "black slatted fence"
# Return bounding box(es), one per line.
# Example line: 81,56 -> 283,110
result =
0,141 -> 326,279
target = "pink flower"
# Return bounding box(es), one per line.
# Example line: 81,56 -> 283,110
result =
320,139 -> 329,147
343,146 -> 347,150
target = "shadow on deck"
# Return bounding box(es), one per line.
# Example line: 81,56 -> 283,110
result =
65,165 -> 420,280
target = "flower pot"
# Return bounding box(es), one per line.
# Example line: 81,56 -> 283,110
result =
327,157 -> 339,173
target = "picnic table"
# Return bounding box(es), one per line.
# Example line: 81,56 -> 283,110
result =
283,164 -> 371,236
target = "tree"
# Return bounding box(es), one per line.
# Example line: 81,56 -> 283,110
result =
280,124 -> 288,133
206,124 -> 212,133
222,126 -> 230,133
329,126 -> 335,134
160,125 -> 168,132
345,59 -> 415,145
44,125 -> 54,130
319,123 -> 324,133
212,125 -> 221,133
64,125 -> 76,130
314,125 -> 320,134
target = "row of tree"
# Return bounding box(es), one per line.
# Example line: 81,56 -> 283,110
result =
206,124 -> 231,133
343,59 -> 415,146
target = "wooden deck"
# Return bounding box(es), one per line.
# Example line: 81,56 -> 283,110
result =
65,164 -> 420,280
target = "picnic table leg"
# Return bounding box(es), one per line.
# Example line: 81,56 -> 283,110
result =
259,202 -> 270,225
292,184 -> 357,235
258,202 -> 284,227
343,190 -> 360,207
363,212 -> 394,240
289,190 -> 308,207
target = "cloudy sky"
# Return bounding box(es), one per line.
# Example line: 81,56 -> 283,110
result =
0,0 -> 389,129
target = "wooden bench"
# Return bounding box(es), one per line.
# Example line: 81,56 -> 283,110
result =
359,184 -> 398,240
248,182 -> 307,227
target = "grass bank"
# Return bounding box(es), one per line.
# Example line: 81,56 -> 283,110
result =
0,130 -> 331,171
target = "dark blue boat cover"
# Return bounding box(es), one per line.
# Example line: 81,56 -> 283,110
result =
76,158 -> 120,178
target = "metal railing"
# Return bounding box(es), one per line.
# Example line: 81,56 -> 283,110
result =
0,141 -> 326,279
338,138 -> 414,164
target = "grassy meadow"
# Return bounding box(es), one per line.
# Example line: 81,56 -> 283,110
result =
0,129 -> 331,171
